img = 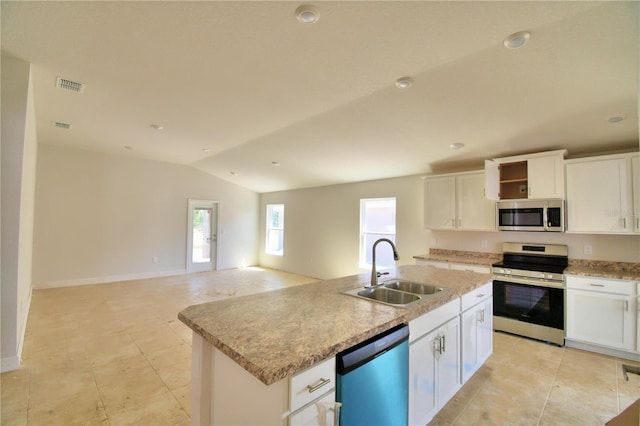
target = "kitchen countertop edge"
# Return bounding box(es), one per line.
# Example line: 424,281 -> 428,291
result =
178,265 -> 493,385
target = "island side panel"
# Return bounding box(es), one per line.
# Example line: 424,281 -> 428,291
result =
191,332 -> 289,425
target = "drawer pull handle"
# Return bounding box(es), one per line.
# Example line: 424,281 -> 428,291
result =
477,293 -> 485,298
590,284 -> 605,287
307,378 -> 331,393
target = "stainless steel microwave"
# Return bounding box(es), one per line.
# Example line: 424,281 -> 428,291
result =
496,199 -> 565,232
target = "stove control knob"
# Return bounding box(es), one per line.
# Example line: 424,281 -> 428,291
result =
546,273 -> 553,279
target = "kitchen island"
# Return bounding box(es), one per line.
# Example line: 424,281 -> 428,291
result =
179,264 -> 493,425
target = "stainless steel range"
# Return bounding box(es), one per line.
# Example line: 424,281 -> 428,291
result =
492,242 -> 568,346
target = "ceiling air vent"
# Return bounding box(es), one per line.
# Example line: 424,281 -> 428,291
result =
52,121 -> 72,129
56,77 -> 85,93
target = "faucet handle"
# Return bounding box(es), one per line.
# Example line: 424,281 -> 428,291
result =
376,272 -> 389,278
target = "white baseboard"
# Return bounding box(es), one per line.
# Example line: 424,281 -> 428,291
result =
1,356 -> 20,373
565,339 -> 640,362
33,269 -> 187,289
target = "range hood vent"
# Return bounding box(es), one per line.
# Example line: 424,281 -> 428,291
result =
52,121 -> 71,129
56,77 -> 85,93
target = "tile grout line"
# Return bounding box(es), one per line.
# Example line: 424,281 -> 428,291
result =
536,344 -> 566,426
86,343 -> 112,425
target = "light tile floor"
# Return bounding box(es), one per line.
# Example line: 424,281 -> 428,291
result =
1,268 -> 638,425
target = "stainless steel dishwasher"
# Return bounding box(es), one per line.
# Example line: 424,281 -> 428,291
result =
336,324 -> 409,426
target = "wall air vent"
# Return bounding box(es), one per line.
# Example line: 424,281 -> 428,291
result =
52,121 -> 72,129
56,77 -> 85,93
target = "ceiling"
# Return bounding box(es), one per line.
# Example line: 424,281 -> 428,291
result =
2,1 -> 638,193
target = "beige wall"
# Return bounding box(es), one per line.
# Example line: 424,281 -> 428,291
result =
260,175 -> 428,280
33,145 -> 260,288
1,54 -> 38,371
260,173 -> 640,281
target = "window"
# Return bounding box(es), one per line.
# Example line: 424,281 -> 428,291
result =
359,198 -> 396,269
266,204 -> 284,255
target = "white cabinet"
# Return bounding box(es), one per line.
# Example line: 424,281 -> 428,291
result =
424,171 -> 495,231
461,282 -> 493,383
566,275 -> 637,353
289,391 -> 337,426
408,299 -> 461,426
485,150 -> 567,200
565,153 -> 639,234
191,334 -> 338,426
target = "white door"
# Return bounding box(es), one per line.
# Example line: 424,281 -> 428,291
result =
187,199 -> 218,273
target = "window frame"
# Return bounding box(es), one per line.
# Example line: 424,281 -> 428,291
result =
265,204 -> 285,256
359,197 -> 397,269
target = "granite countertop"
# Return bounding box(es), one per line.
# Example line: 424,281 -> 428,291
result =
564,260 -> 640,281
178,264 -> 492,385
413,249 -> 502,267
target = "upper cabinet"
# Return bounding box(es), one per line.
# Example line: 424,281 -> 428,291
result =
424,171 -> 495,231
565,152 -> 639,234
485,150 -> 567,200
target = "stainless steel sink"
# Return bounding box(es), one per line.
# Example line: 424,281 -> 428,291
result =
356,287 -> 421,305
383,280 -> 445,295
342,280 -> 449,307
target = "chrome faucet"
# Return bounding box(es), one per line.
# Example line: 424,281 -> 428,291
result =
370,238 -> 399,287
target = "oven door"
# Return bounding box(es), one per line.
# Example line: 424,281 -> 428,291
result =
493,279 -> 564,330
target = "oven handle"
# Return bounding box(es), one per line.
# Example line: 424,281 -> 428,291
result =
493,275 -> 564,289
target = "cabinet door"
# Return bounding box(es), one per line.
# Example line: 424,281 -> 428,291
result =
484,160 -> 500,201
409,330 -> 438,426
527,156 -> 564,199
437,317 -> 461,406
424,177 -> 456,230
566,159 -> 630,233
461,300 -> 492,383
456,173 -> 496,231
566,289 -> 635,351
632,156 -> 639,232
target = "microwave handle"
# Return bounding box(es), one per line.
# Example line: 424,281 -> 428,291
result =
543,206 -> 549,230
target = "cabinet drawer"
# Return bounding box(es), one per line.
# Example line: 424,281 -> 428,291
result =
461,282 -> 493,311
290,357 -> 335,413
566,275 -> 635,295
409,298 -> 460,343
289,391 -> 336,426
450,263 -> 491,274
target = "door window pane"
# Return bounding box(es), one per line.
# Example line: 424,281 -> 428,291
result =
192,208 -> 211,263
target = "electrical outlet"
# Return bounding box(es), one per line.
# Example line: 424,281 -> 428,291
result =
431,237 -> 438,246
481,240 -> 488,250
583,245 -> 593,255
152,256 -> 159,263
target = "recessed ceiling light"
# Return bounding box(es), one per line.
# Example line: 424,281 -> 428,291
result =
503,31 -> 531,49
271,161 -> 281,167
202,148 -> 210,152
150,124 -> 164,130
295,5 -> 318,24
608,115 -> 626,123
395,77 -> 413,89
449,143 -> 465,150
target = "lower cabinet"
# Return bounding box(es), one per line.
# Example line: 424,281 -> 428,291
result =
566,275 -> 637,354
408,299 -> 461,426
289,391 -> 337,426
461,283 -> 493,383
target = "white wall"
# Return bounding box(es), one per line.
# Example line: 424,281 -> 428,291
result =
260,175 -> 428,280
1,54 -> 38,372
33,145 -> 260,288
260,172 -> 640,281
